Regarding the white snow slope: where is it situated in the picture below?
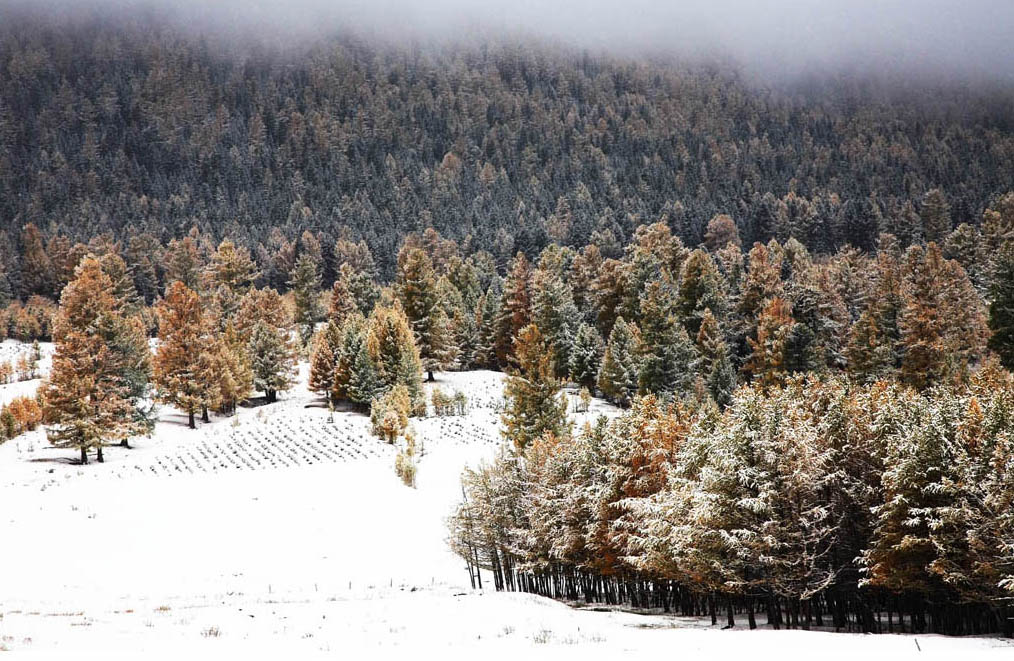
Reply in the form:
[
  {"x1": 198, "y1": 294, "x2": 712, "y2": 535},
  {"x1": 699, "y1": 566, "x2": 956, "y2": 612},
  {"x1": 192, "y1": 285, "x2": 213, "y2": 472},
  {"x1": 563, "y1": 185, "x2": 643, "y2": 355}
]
[{"x1": 0, "y1": 345, "x2": 1010, "y2": 658}]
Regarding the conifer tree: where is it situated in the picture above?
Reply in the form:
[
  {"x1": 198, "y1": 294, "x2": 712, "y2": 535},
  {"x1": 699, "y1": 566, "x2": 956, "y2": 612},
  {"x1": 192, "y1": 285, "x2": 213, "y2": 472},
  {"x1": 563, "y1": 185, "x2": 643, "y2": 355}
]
[
  {"x1": 474, "y1": 277, "x2": 504, "y2": 369},
  {"x1": 248, "y1": 320, "x2": 296, "y2": 402},
  {"x1": 921, "y1": 188, "x2": 952, "y2": 243},
  {"x1": 44, "y1": 257, "x2": 148, "y2": 463},
  {"x1": 204, "y1": 239, "x2": 259, "y2": 321},
  {"x1": 638, "y1": 279, "x2": 698, "y2": 398},
  {"x1": 676, "y1": 249, "x2": 726, "y2": 336},
  {"x1": 20, "y1": 223, "x2": 56, "y2": 298},
  {"x1": 532, "y1": 269, "x2": 579, "y2": 378},
  {"x1": 214, "y1": 322, "x2": 252, "y2": 414},
  {"x1": 289, "y1": 253, "x2": 322, "y2": 346},
  {"x1": 164, "y1": 229, "x2": 207, "y2": 292},
  {"x1": 501, "y1": 324, "x2": 569, "y2": 451},
  {"x1": 153, "y1": 281, "x2": 220, "y2": 428},
  {"x1": 327, "y1": 275, "x2": 358, "y2": 326},
  {"x1": 309, "y1": 321, "x2": 342, "y2": 397},
  {"x1": 987, "y1": 242, "x2": 1014, "y2": 370},
  {"x1": 846, "y1": 309, "x2": 895, "y2": 382},
  {"x1": 347, "y1": 341, "x2": 382, "y2": 407},
  {"x1": 568, "y1": 323, "x2": 605, "y2": 389},
  {"x1": 743, "y1": 296, "x2": 794, "y2": 388},
  {"x1": 496, "y1": 252, "x2": 532, "y2": 365},
  {"x1": 396, "y1": 246, "x2": 452, "y2": 380},
  {"x1": 331, "y1": 313, "x2": 368, "y2": 402},
  {"x1": 366, "y1": 302, "x2": 424, "y2": 410},
  {"x1": 597, "y1": 316, "x2": 640, "y2": 406},
  {"x1": 696, "y1": 308, "x2": 736, "y2": 406}
]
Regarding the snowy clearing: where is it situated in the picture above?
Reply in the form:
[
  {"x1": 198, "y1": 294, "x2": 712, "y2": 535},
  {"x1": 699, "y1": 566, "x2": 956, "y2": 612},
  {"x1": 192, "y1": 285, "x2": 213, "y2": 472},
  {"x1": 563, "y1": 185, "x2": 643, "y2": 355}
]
[{"x1": 0, "y1": 344, "x2": 1010, "y2": 657}]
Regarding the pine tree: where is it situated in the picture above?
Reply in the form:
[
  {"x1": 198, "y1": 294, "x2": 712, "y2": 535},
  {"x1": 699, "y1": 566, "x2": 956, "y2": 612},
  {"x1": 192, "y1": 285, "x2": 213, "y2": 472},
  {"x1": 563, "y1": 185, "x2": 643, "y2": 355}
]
[
  {"x1": 921, "y1": 188, "x2": 952, "y2": 243},
  {"x1": 676, "y1": 249, "x2": 726, "y2": 336},
  {"x1": 289, "y1": 253, "x2": 322, "y2": 346},
  {"x1": 568, "y1": 323, "x2": 604, "y2": 389},
  {"x1": 153, "y1": 281, "x2": 220, "y2": 428},
  {"x1": 496, "y1": 252, "x2": 532, "y2": 365},
  {"x1": 846, "y1": 309, "x2": 895, "y2": 382},
  {"x1": 501, "y1": 324, "x2": 569, "y2": 451},
  {"x1": 532, "y1": 269, "x2": 579, "y2": 378},
  {"x1": 248, "y1": 320, "x2": 296, "y2": 402},
  {"x1": 366, "y1": 302, "x2": 424, "y2": 410},
  {"x1": 396, "y1": 246, "x2": 452, "y2": 380},
  {"x1": 347, "y1": 340, "x2": 382, "y2": 407},
  {"x1": 309, "y1": 321, "x2": 342, "y2": 397},
  {"x1": 331, "y1": 313, "x2": 368, "y2": 402},
  {"x1": 20, "y1": 223, "x2": 56, "y2": 297},
  {"x1": 474, "y1": 277, "x2": 504, "y2": 369},
  {"x1": 743, "y1": 296, "x2": 794, "y2": 388},
  {"x1": 327, "y1": 276, "x2": 358, "y2": 326},
  {"x1": 164, "y1": 230, "x2": 206, "y2": 292},
  {"x1": 597, "y1": 316, "x2": 640, "y2": 407},
  {"x1": 638, "y1": 279, "x2": 698, "y2": 398},
  {"x1": 214, "y1": 322, "x2": 252, "y2": 414},
  {"x1": 204, "y1": 239, "x2": 259, "y2": 321},
  {"x1": 703, "y1": 213, "x2": 742, "y2": 251},
  {"x1": 44, "y1": 257, "x2": 147, "y2": 463},
  {"x1": 987, "y1": 242, "x2": 1014, "y2": 370}
]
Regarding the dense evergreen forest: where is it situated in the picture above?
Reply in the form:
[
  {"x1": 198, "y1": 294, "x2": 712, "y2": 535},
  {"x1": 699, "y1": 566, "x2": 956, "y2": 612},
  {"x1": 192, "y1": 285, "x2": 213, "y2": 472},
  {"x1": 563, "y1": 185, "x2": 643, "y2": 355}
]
[{"x1": 2, "y1": 6, "x2": 1014, "y2": 297}]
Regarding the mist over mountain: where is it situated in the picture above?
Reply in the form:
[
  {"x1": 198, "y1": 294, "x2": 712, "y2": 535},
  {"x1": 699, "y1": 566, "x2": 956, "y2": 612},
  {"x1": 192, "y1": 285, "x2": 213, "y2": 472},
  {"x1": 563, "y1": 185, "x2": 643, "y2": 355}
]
[{"x1": 0, "y1": 0, "x2": 1013, "y2": 287}]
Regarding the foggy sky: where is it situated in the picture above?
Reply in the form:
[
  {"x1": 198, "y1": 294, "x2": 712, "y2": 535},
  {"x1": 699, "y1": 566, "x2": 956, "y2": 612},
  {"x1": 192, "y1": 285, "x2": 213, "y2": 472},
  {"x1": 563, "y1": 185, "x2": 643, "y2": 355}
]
[{"x1": 8, "y1": 0, "x2": 1014, "y2": 81}]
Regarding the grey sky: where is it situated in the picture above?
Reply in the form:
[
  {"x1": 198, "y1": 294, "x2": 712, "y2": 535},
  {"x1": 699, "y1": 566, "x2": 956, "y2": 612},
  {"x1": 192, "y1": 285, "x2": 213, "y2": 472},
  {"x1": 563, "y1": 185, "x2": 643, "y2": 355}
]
[{"x1": 11, "y1": 0, "x2": 1014, "y2": 80}]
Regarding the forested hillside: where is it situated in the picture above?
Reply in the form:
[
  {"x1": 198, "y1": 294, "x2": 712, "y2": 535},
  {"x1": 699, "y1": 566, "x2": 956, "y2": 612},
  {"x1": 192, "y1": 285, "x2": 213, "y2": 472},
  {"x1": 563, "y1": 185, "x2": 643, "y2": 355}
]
[{"x1": 2, "y1": 6, "x2": 1014, "y2": 295}]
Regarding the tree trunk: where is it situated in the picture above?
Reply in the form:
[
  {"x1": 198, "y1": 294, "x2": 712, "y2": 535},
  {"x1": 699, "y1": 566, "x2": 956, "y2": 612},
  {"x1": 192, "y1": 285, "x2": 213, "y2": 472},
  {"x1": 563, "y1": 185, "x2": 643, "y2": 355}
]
[
  {"x1": 119, "y1": 438, "x2": 131, "y2": 449},
  {"x1": 188, "y1": 410, "x2": 196, "y2": 429},
  {"x1": 80, "y1": 446, "x2": 88, "y2": 465},
  {"x1": 201, "y1": 405, "x2": 210, "y2": 423},
  {"x1": 267, "y1": 390, "x2": 277, "y2": 403},
  {"x1": 97, "y1": 446, "x2": 104, "y2": 463},
  {"x1": 427, "y1": 370, "x2": 435, "y2": 382}
]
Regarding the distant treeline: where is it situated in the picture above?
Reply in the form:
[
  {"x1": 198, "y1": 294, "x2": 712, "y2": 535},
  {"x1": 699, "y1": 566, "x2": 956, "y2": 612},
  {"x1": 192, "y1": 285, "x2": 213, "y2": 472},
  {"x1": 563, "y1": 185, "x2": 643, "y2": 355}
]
[{"x1": 2, "y1": 8, "x2": 1014, "y2": 294}]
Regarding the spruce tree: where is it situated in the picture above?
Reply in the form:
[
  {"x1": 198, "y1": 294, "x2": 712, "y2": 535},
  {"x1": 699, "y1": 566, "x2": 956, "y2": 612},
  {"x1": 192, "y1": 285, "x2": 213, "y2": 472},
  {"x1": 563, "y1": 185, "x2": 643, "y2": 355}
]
[
  {"x1": 289, "y1": 253, "x2": 322, "y2": 346},
  {"x1": 987, "y1": 242, "x2": 1014, "y2": 370},
  {"x1": 347, "y1": 341, "x2": 382, "y2": 407},
  {"x1": 248, "y1": 320, "x2": 296, "y2": 402},
  {"x1": 474, "y1": 277, "x2": 504, "y2": 369},
  {"x1": 501, "y1": 324, "x2": 569, "y2": 451},
  {"x1": 597, "y1": 316, "x2": 640, "y2": 407},
  {"x1": 568, "y1": 323, "x2": 605, "y2": 389},
  {"x1": 532, "y1": 269, "x2": 579, "y2": 378},
  {"x1": 638, "y1": 279, "x2": 698, "y2": 398},
  {"x1": 397, "y1": 246, "x2": 451, "y2": 380}
]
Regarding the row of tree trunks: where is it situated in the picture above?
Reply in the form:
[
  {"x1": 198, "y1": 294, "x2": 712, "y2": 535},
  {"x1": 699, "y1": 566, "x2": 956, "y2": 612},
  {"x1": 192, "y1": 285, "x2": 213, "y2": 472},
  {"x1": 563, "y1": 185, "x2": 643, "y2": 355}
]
[{"x1": 479, "y1": 553, "x2": 1012, "y2": 637}]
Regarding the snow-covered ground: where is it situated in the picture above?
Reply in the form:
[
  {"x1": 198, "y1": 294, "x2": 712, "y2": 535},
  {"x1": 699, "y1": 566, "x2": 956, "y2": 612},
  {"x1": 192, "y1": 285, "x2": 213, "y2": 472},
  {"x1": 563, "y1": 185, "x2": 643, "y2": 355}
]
[{"x1": 0, "y1": 342, "x2": 1010, "y2": 658}]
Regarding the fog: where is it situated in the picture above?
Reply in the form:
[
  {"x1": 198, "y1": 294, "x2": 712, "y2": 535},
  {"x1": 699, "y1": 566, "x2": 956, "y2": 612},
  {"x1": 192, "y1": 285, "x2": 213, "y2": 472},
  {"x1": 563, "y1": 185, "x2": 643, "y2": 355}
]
[{"x1": 6, "y1": 0, "x2": 1014, "y2": 81}]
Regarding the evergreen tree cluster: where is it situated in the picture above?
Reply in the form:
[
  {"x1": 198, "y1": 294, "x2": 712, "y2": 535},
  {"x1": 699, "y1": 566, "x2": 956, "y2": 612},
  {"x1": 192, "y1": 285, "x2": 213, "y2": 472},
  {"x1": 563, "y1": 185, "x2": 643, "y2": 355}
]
[
  {"x1": 450, "y1": 369, "x2": 1014, "y2": 635},
  {"x1": 2, "y1": 9, "x2": 1014, "y2": 293}
]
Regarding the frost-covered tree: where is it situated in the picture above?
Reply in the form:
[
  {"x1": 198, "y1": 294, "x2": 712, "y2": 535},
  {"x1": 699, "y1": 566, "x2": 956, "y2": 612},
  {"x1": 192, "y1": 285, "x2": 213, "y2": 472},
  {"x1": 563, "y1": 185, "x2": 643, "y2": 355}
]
[
  {"x1": 597, "y1": 316, "x2": 640, "y2": 406},
  {"x1": 502, "y1": 324, "x2": 569, "y2": 451},
  {"x1": 568, "y1": 323, "x2": 604, "y2": 389}
]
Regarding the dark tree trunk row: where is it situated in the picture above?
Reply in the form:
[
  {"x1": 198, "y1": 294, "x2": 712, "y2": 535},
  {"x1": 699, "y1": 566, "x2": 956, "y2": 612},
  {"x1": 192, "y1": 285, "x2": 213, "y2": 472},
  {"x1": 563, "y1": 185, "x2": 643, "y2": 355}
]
[{"x1": 476, "y1": 551, "x2": 1013, "y2": 637}]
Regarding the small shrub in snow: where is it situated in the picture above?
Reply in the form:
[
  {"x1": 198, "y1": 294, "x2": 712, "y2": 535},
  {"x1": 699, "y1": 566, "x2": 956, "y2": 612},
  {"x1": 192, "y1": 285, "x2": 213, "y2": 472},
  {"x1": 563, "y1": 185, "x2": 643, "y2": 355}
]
[{"x1": 370, "y1": 384, "x2": 411, "y2": 442}]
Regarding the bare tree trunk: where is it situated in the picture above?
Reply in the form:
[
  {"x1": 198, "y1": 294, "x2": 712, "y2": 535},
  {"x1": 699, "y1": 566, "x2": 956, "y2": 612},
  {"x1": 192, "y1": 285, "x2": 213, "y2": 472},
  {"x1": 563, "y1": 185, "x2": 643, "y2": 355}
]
[
  {"x1": 201, "y1": 405, "x2": 210, "y2": 423},
  {"x1": 80, "y1": 446, "x2": 88, "y2": 465},
  {"x1": 188, "y1": 410, "x2": 196, "y2": 429},
  {"x1": 97, "y1": 446, "x2": 104, "y2": 463}
]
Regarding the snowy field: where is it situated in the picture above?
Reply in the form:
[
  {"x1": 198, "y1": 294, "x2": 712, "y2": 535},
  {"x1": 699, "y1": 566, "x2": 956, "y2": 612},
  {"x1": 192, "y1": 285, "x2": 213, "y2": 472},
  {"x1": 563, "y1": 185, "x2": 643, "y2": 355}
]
[{"x1": 0, "y1": 343, "x2": 1011, "y2": 658}]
